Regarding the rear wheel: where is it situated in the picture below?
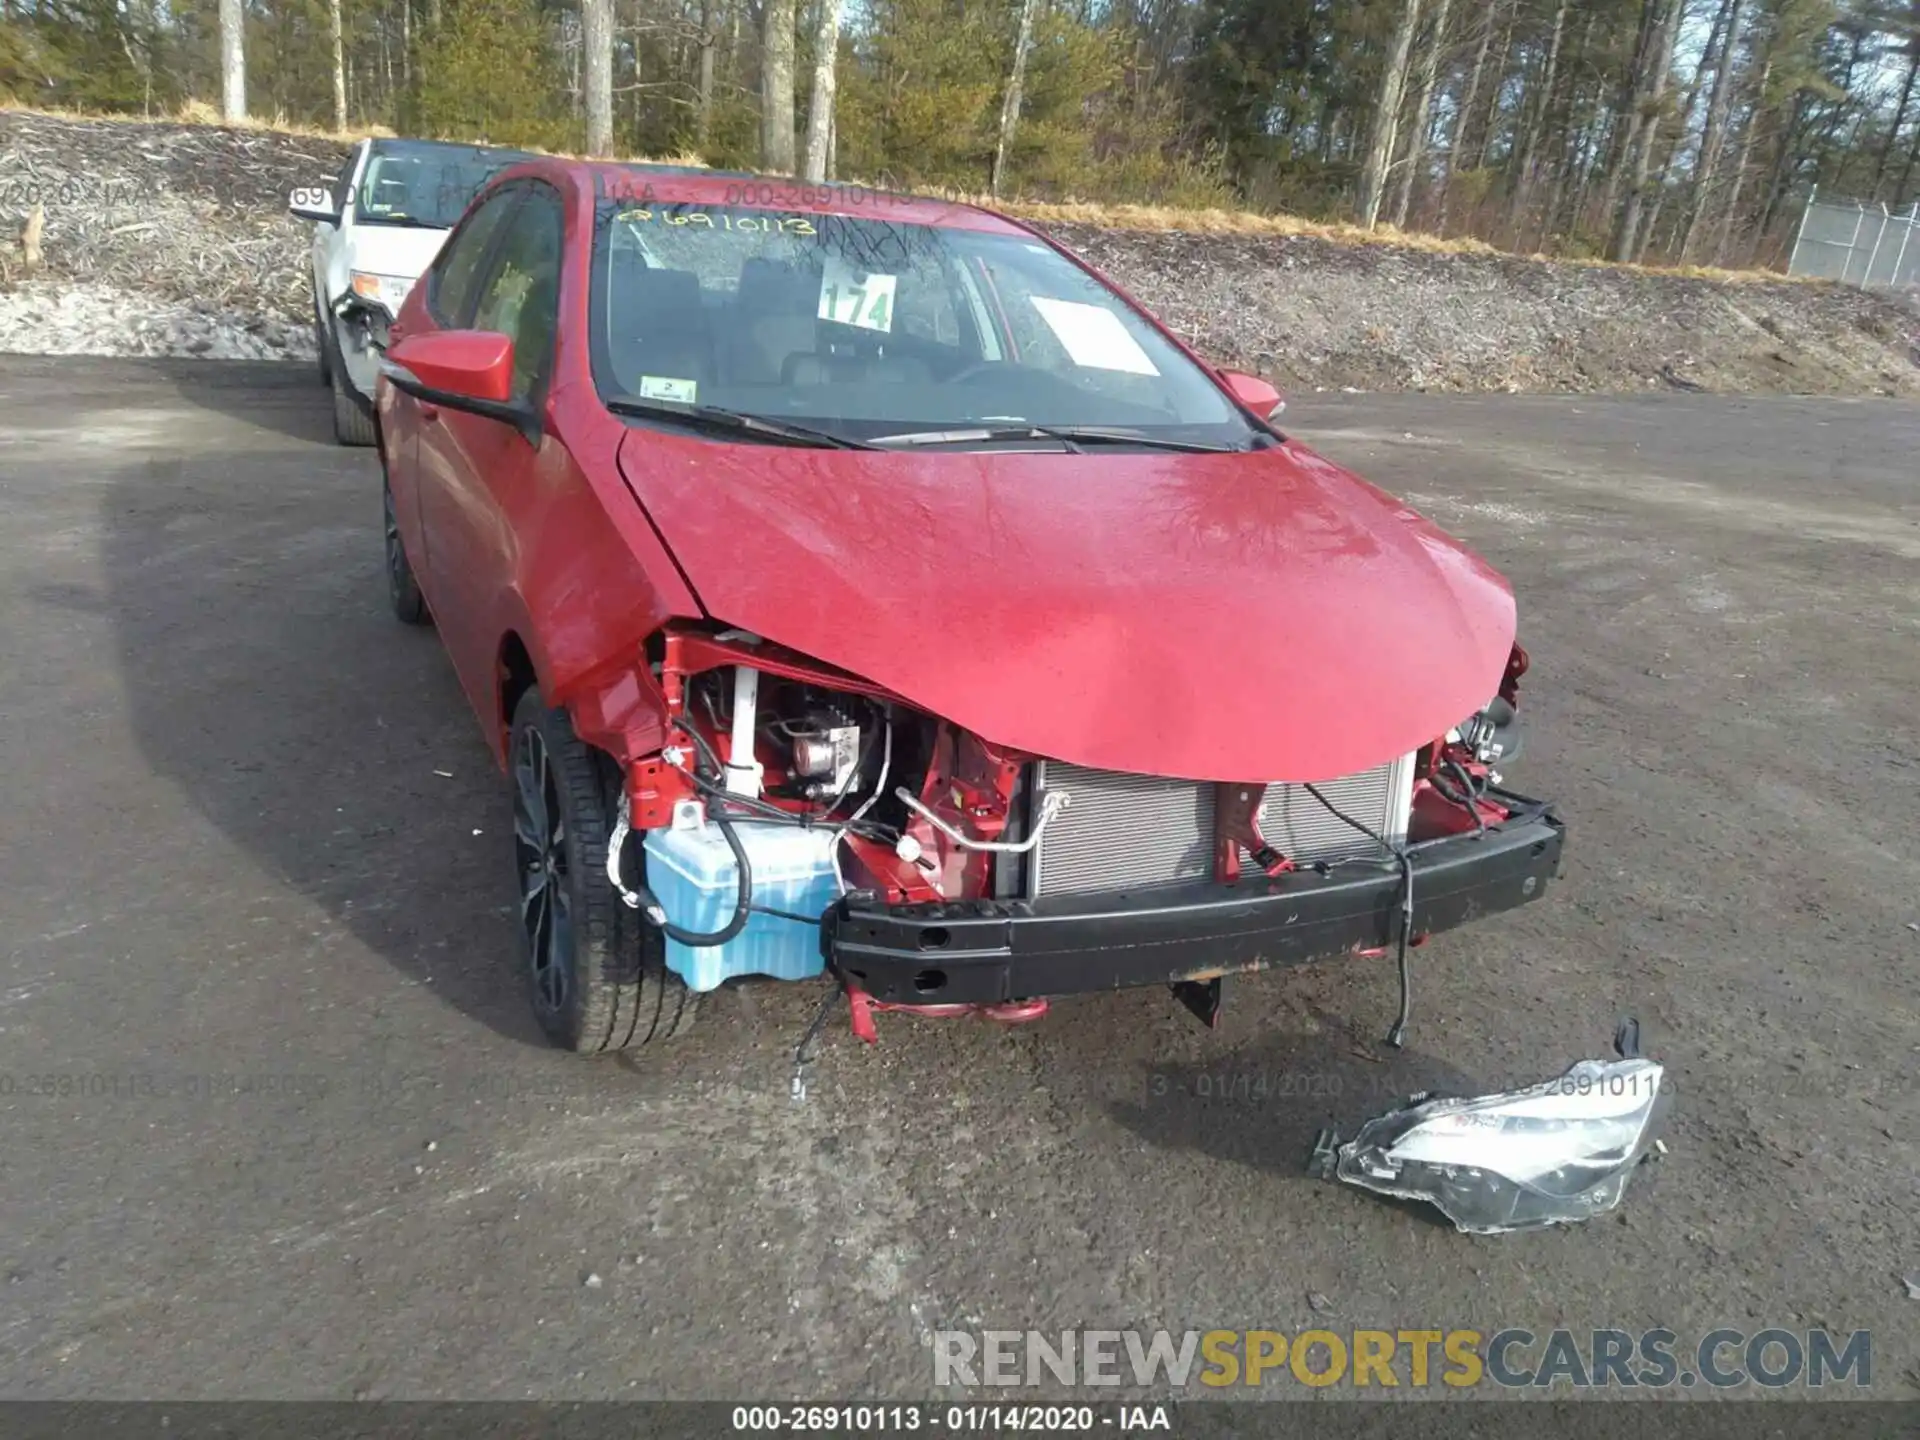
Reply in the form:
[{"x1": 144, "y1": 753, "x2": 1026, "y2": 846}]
[{"x1": 509, "y1": 689, "x2": 697, "y2": 1054}]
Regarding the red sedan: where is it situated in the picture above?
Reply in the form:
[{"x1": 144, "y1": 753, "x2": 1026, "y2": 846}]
[{"x1": 376, "y1": 158, "x2": 1557, "y2": 1055}]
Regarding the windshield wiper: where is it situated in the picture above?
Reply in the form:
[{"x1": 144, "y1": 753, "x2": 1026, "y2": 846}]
[
  {"x1": 356, "y1": 213, "x2": 445, "y2": 229},
  {"x1": 868, "y1": 424, "x2": 1241, "y2": 453},
  {"x1": 607, "y1": 397, "x2": 877, "y2": 450}
]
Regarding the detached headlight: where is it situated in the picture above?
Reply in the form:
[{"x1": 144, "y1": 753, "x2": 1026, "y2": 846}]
[
  {"x1": 349, "y1": 271, "x2": 413, "y2": 314},
  {"x1": 1332, "y1": 1058, "x2": 1667, "y2": 1234}
]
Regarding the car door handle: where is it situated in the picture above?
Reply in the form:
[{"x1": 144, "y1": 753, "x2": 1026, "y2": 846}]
[{"x1": 419, "y1": 402, "x2": 440, "y2": 422}]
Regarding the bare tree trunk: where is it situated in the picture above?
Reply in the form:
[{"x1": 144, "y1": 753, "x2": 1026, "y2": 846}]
[
  {"x1": 802, "y1": 0, "x2": 841, "y2": 182},
  {"x1": 1682, "y1": 0, "x2": 1747, "y2": 260},
  {"x1": 1474, "y1": 0, "x2": 1517, "y2": 173},
  {"x1": 219, "y1": 0, "x2": 246, "y2": 121},
  {"x1": 1899, "y1": 95, "x2": 1920, "y2": 203},
  {"x1": 1357, "y1": 0, "x2": 1422, "y2": 229},
  {"x1": 1872, "y1": 49, "x2": 1919, "y2": 199},
  {"x1": 584, "y1": 0, "x2": 613, "y2": 155},
  {"x1": 565, "y1": 18, "x2": 581, "y2": 119},
  {"x1": 1600, "y1": 0, "x2": 1663, "y2": 225},
  {"x1": 761, "y1": 0, "x2": 798, "y2": 173},
  {"x1": 992, "y1": 0, "x2": 1041, "y2": 198},
  {"x1": 328, "y1": 0, "x2": 347, "y2": 131},
  {"x1": 1712, "y1": 54, "x2": 1770, "y2": 262},
  {"x1": 1391, "y1": 0, "x2": 1452, "y2": 229},
  {"x1": 696, "y1": 0, "x2": 716, "y2": 146},
  {"x1": 1537, "y1": 12, "x2": 1595, "y2": 247},
  {"x1": 1437, "y1": 0, "x2": 1499, "y2": 232},
  {"x1": 1642, "y1": 0, "x2": 1730, "y2": 251},
  {"x1": 1610, "y1": 0, "x2": 1682, "y2": 262},
  {"x1": 1510, "y1": 0, "x2": 1568, "y2": 230},
  {"x1": 1813, "y1": 27, "x2": 1867, "y2": 185}
]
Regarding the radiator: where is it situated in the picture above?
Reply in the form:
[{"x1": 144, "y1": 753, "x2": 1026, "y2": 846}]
[{"x1": 1031, "y1": 755, "x2": 1415, "y2": 899}]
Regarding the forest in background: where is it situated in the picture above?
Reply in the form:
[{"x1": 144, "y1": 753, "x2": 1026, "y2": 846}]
[{"x1": 3, "y1": 0, "x2": 1919, "y2": 270}]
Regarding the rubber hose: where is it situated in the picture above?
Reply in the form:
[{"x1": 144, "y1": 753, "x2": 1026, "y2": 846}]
[{"x1": 640, "y1": 802, "x2": 754, "y2": 948}]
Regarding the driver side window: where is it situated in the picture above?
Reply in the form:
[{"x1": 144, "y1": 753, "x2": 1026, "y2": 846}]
[
  {"x1": 469, "y1": 189, "x2": 564, "y2": 403},
  {"x1": 429, "y1": 189, "x2": 521, "y2": 328}
]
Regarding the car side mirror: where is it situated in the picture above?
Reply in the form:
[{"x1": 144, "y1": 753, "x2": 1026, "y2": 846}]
[
  {"x1": 386, "y1": 330, "x2": 517, "y2": 406},
  {"x1": 288, "y1": 185, "x2": 342, "y2": 225},
  {"x1": 1220, "y1": 369, "x2": 1285, "y2": 420}
]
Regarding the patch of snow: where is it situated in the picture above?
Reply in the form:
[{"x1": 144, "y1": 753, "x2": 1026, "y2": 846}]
[{"x1": 0, "y1": 281, "x2": 315, "y2": 362}]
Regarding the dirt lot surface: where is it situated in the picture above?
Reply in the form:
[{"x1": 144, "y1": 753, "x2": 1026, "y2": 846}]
[
  {"x1": 0, "y1": 356, "x2": 1914, "y2": 1401},
  {"x1": 3, "y1": 109, "x2": 1918, "y2": 396}
]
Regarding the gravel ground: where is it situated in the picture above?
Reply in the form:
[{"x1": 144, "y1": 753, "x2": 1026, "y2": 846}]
[
  {"x1": 1056, "y1": 224, "x2": 1920, "y2": 398},
  {"x1": 2, "y1": 109, "x2": 1917, "y2": 395}
]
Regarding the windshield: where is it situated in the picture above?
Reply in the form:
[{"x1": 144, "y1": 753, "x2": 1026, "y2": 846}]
[
  {"x1": 355, "y1": 144, "x2": 534, "y2": 229},
  {"x1": 588, "y1": 201, "x2": 1257, "y2": 446}
]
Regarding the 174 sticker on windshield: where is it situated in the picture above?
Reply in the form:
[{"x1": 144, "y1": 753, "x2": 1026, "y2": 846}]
[{"x1": 817, "y1": 254, "x2": 896, "y2": 333}]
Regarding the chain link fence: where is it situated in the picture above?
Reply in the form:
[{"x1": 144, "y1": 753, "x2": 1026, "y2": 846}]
[{"x1": 1788, "y1": 189, "x2": 1920, "y2": 290}]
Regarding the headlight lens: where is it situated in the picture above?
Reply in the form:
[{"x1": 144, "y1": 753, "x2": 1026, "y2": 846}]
[
  {"x1": 349, "y1": 271, "x2": 413, "y2": 312},
  {"x1": 1333, "y1": 1058, "x2": 1667, "y2": 1233}
]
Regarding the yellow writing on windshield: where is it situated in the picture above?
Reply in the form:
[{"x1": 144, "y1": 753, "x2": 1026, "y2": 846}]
[{"x1": 614, "y1": 209, "x2": 816, "y2": 235}]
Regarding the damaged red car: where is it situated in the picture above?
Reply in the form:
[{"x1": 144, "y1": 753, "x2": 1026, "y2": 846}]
[{"x1": 374, "y1": 157, "x2": 1560, "y2": 1055}]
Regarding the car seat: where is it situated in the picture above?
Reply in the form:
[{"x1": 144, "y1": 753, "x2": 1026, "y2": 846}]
[
  {"x1": 607, "y1": 265, "x2": 712, "y2": 396},
  {"x1": 726, "y1": 258, "x2": 821, "y2": 386}
]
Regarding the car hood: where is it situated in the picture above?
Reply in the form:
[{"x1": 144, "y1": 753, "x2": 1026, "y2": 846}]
[
  {"x1": 616, "y1": 435, "x2": 1516, "y2": 782},
  {"x1": 345, "y1": 223, "x2": 451, "y2": 282}
]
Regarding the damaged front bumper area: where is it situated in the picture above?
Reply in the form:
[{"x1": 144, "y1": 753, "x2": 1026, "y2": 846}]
[
  {"x1": 824, "y1": 806, "x2": 1564, "y2": 1005},
  {"x1": 331, "y1": 294, "x2": 395, "y2": 401}
]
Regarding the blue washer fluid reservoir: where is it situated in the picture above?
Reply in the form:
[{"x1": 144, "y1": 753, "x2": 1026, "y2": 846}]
[{"x1": 643, "y1": 819, "x2": 840, "y2": 991}]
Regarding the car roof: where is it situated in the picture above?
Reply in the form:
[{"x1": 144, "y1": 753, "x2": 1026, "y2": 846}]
[
  {"x1": 369, "y1": 137, "x2": 537, "y2": 161},
  {"x1": 491, "y1": 156, "x2": 1032, "y2": 235}
]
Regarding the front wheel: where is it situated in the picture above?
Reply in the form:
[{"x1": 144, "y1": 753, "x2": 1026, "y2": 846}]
[
  {"x1": 314, "y1": 292, "x2": 331, "y2": 385},
  {"x1": 333, "y1": 367, "x2": 377, "y2": 447},
  {"x1": 509, "y1": 689, "x2": 697, "y2": 1053},
  {"x1": 383, "y1": 476, "x2": 430, "y2": 626}
]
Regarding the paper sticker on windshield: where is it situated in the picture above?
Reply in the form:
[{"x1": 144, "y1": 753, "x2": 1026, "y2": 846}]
[
  {"x1": 1029, "y1": 297, "x2": 1159, "y2": 376},
  {"x1": 638, "y1": 375, "x2": 697, "y2": 403},
  {"x1": 817, "y1": 255, "x2": 897, "y2": 332}
]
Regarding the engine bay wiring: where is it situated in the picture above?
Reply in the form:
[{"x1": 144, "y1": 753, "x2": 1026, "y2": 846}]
[{"x1": 1303, "y1": 780, "x2": 1417, "y2": 1049}]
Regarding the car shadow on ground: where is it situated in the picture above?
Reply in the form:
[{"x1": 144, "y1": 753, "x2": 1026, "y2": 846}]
[
  {"x1": 93, "y1": 430, "x2": 547, "y2": 1050},
  {"x1": 153, "y1": 356, "x2": 339, "y2": 447},
  {"x1": 1105, "y1": 1008, "x2": 1485, "y2": 1207}
]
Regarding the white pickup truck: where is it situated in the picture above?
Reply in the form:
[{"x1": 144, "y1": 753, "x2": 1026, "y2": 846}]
[{"x1": 289, "y1": 138, "x2": 533, "y2": 445}]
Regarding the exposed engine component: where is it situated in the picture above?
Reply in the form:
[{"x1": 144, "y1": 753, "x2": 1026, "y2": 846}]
[
  {"x1": 895, "y1": 786, "x2": 1069, "y2": 854},
  {"x1": 1453, "y1": 695, "x2": 1523, "y2": 765},
  {"x1": 687, "y1": 670, "x2": 886, "y2": 812},
  {"x1": 777, "y1": 701, "x2": 862, "y2": 801},
  {"x1": 726, "y1": 666, "x2": 763, "y2": 796}
]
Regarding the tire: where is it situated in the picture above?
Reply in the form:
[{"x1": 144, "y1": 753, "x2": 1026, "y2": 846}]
[
  {"x1": 383, "y1": 475, "x2": 430, "y2": 626},
  {"x1": 509, "y1": 689, "x2": 698, "y2": 1054},
  {"x1": 314, "y1": 292, "x2": 331, "y2": 386},
  {"x1": 332, "y1": 367, "x2": 378, "y2": 447}
]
